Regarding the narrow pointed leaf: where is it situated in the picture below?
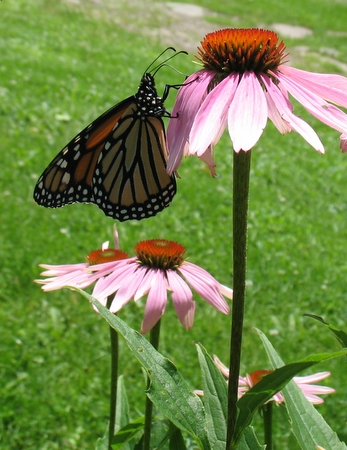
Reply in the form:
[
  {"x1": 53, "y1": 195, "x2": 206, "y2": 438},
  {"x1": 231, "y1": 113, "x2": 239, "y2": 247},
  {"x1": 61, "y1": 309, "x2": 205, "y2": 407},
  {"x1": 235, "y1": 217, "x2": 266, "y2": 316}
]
[
  {"x1": 196, "y1": 343, "x2": 227, "y2": 449},
  {"x1": 237, "y1": 427, "x2": 265, "y2": 450},
  {"x1": 305, "y1": 314, "x2": 347, "y2": 349},
  {"x1": 111, "y1": 417, "x2": 145, "y2": 449}
]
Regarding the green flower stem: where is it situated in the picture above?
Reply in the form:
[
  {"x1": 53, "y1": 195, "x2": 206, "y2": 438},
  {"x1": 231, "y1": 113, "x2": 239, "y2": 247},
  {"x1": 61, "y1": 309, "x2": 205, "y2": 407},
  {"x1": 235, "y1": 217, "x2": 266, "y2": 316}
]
[
  {"x1": 106, "y1": 297, "x2": 119, "y2": 450},
  {"x1": 263, "y1": 402, "x2": 273, "y2": 450},
  {"x1": 143, "y1": 319, "x2": 161, "y2": 450},
  {"x1": 227, "y1": 150, "x2": 252, "y2": 449}
]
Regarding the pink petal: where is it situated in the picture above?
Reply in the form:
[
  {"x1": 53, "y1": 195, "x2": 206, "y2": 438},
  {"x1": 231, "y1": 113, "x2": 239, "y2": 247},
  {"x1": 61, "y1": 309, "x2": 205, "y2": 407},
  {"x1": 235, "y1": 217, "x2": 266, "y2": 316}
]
[
  {"x1": 294, "y1": 371, "x2": 332, "y2": 384},
  {"x1": 265, "y1": 88, "x2": 293, "y2": 134},
  {"x1": 189, "y1": 73, "x2": 239, "y2": 156},
  {"x1": 279, "y1": 65, "x2": 347, "y2": 108},
  {"x1": 166, "y1": 270, "x2": 196, "y2": 329},
  {"x1": 198, "y1": 146, "x2": 217, "y2": 177},
  {"x1": 275, "y1": 70, "x2": 347, "y2": 134},
  {"x1": 228, "y1": 71, "x2": 268, "y2": 152},
  {"x1": 38, "y1": 263, "x2": 88, "y2": 275},
  {"x1": 178, "y1": 262, "x2": 230, "y2": 314},
  {"x1": 141, "y1": 270, "x2": 168, "y2": 334},
  {"x1": 213, "y1": 355, "x2": 230, "y2": 377},
  {"x1": 261, "y1": 74, "x2": 324, "y2": 152},
  {"x1": 92, "y1": 261, "x2": 137, "y2": 300},
  {"x1": 167, "y1": 70, "x2": 214, "y2": 174},
  {"x1": 340, "y1": 133, "x2": 347, "y2": 152},
  {"x1": 108, "y1": 266, "x2": 147, "y2": 313}
]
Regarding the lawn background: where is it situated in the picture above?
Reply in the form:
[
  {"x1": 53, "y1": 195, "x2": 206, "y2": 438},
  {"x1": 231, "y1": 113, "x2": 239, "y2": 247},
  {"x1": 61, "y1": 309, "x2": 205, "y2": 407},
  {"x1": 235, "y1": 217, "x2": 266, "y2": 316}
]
[{"x1": 1, "y1": 0, "x2": 347, "y2": 448}]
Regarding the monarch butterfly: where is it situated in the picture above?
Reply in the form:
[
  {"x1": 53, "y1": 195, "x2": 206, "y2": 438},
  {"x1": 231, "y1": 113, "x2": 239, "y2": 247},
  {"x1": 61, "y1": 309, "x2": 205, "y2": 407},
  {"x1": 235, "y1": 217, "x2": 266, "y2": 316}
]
[{"x1": 34, "y1": 49, "x2": 185, "y2": 222}]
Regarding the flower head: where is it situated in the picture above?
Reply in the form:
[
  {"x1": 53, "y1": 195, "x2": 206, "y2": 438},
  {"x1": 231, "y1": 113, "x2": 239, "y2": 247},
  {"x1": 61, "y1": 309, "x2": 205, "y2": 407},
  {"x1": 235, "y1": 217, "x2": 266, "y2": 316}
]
[
  {"x1": 213, "y1": 355, "x2": 335, "y2": 405},
  {"x1": 167, "y1": 28, "x2": 347, "y2": 174},
  {"x1": 36, "y1": 237, "x2": 232, "y2": 334}
]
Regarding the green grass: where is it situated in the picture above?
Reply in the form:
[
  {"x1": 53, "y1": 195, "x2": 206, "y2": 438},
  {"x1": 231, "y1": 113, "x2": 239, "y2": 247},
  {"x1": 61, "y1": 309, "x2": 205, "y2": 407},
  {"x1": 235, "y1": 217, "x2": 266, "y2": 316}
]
[{"x1": 1, "y1": 0, "x2": 347, "y2": 448}]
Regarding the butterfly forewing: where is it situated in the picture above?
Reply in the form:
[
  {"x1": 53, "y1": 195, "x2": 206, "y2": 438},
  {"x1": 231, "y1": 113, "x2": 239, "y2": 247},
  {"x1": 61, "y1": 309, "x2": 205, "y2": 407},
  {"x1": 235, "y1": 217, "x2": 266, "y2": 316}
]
[
  {"x1": 33, "y1": 72, "x2": 176, "y2": 221},
  {"x1": 33, "y1": 98, "x2": 134, "y2": 208}
]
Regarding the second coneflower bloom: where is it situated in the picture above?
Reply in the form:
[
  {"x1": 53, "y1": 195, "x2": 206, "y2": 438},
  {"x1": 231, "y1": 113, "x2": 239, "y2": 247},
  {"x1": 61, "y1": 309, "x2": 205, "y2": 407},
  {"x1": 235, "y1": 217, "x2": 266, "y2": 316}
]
[
  {"x1": 213, "y1": 355, "x2": 335, "y2": 405},
  {"x1": 36, "y1": 238, "x2": 232, "y2": 334},
  {"x1": 167, "y1": 28, "x2": 347, "y2": 174}
]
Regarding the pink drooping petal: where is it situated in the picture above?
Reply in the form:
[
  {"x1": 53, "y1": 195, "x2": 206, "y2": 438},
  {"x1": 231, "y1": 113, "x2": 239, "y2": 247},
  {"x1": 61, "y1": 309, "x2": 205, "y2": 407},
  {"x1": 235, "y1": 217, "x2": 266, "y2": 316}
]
[
  {"x1": 265, "y1": 89, "x2": 293, "y2": 134},
  {"x1": 213, "y1": 355, "x2": 230, "y2": 377},
  {"x1": 197, "y1": 145, "x2": 217, "y2": 176},
  {"x1": 294, "y1": 372, "x2": 332, "y2": 384},
  {"x1": 340, "y1": 133, "x2": 347, "y2": 152},
  {"x1": 275, "y1": 70, "x2": 347, "y2": 134},
  {"x1": 166, "y1": 270, "x2": 196, "y2": 329},
  {"x1": 178, "y1": 262, "x2": 230, "y2": 313},
  {"x1": 261, "y1": 74, "x2": 325, "y2": 152},
  {"x1": 108, "y1": 266, "x2": 147, "y2": 313},
  {"x1": 228, "y1": 71, "x2": 268, "y2": 152},
  {"x1": 189, "y1": 73, "x2": 239, "y2": 156},
  {"x1": 141, "y1": 270, "x2": 168, "y2": 334},
  {"x1": 167, "y1": 70, "x2": 215, "y2": 174},
  {"x1": 37, "y1": 265, "x2": 93, "y2": 291},
  {"x1": 92, "y1": 260, "x2": 137, "y2": 301},
  {"x1": 279, "y1": 65, "x2": 347, "y2": 108},
  {"x1": 38, "y1": 263, "x2": 88, "y2": 275}
]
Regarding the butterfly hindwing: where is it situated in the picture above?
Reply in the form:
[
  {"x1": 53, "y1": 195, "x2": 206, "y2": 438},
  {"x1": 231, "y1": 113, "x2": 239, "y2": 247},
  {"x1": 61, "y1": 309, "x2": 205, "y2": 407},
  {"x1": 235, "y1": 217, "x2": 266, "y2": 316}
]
[{"x1": 92, "y1": 102, "x2": 176, "y2": 221}]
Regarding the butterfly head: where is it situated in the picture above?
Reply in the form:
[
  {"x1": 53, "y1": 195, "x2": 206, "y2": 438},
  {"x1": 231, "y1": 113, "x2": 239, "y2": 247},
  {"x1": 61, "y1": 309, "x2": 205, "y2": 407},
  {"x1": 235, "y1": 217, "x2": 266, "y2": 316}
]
[{"x1": 135, "y1": 73, "x2": 165, "y2": 118}]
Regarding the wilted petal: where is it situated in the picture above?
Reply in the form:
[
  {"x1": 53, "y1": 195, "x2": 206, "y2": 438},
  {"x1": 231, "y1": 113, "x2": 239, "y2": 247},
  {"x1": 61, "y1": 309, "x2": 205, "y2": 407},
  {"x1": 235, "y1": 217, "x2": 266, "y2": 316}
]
[
  {"x1": 198, "y1": 146, "x2": 217, "y2": 177},
  {"x1": 340, "y1": 133, "x2": 347, "y2": 152},
  {"x1": 228, "y1": 71, "x2": 268, "y2": 152}
]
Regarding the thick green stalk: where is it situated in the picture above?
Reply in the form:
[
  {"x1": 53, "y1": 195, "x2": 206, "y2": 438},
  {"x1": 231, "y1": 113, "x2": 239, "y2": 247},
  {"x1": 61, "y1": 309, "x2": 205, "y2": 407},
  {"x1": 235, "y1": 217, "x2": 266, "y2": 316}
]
[
  {"x1": 107, "y1": 298, "x2": 119, "y2": 450},
  {"x1": 143, "y1": 319, "x2": 161, "y2": 450},
  {"x1": 263, "y1": 402, "x2": 273, "y2": 450},
  {"x1": 226, "y1": 150, "x2": 252, "y2": 449}
]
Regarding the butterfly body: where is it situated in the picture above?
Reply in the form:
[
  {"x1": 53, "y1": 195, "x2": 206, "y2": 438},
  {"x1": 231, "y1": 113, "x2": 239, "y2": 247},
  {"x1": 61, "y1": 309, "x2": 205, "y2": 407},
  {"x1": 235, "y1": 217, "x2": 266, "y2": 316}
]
[{"x1": 34, "y1": 73, "x2": 176, "y2": 221}]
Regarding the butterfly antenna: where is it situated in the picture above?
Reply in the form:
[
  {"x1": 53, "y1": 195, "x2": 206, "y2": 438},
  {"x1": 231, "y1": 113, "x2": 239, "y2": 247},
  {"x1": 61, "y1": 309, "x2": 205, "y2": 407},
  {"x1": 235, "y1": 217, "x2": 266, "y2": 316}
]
[
  {"x1": 147, "y1": 50, "x2": 188, "y2": 76},
  {"x1": 144, "y1": 47, "x2": 176, "y2": 74}
]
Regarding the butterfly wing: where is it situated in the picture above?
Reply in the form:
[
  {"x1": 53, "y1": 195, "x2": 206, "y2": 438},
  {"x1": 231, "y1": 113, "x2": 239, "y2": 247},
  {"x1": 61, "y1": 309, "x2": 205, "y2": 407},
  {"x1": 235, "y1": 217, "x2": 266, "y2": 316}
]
[
  {"x1": 92, "y1": 102, "x2": 176, "y2": 221},
  {"x1": 33, "y1": 96, "x2": 134, "y2": 208},
  {"x1": 34, "y1": 72, "x2": 177, "y2": 221}
]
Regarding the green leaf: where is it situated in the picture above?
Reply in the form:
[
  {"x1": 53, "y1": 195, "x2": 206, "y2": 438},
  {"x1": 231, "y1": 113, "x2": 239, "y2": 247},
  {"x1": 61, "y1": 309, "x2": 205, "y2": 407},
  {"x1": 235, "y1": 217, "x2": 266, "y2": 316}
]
[
  {"x1": 111, "y1": 417, "x2": 145, "y2": 449},
  {"x1": 75, "y1": 290, "x2": 211, "y2": 450},
  {"x1": 115, "y1": 375, "x2": 132, "y2": 443},
  {"x1": 305, "y1": 314, "x2": 347, "y2": 349},
  {"x1": 168, "y1": 424, "x2": 188, "y2": 450},
  {"x1": 257, "y1": 328, "x2": 347, "y2": 450},
  {"x1": 196, "y1": 343, "x2": 228, "y2": 450},
  {"x1": 237, "y1": 427, "x2": 265, "y2": 450},
  {"x1": 96, "y1": 376, "x2": 132, "y2": 450}
]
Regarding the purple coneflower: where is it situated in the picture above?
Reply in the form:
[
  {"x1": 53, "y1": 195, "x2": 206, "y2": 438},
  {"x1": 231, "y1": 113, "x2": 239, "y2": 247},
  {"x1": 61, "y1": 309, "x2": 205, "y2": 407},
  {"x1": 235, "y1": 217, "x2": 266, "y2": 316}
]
[
  {"x1": 36, "y1": 239, "x2": 232, "y2": 334},
  {"x1": 167, "y1": 28, "x2": 347, "y2": 174}
]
